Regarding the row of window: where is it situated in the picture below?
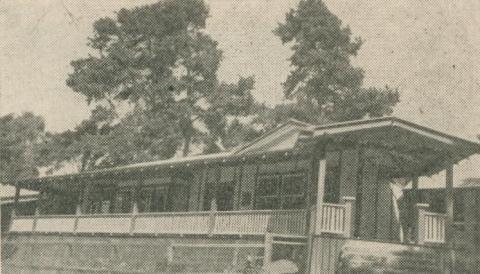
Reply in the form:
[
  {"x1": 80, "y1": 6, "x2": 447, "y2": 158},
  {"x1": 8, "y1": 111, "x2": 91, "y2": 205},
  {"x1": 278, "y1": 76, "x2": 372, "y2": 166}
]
[
  {"x1": 88, "y1": 185, "x2": 171, "y2": 214},
  {"x1": 85, "y1": 171, "x2": 313, "y2": 214},
  {"x1": 255, "y1": 173, "x2": 306, "y2": 210}
]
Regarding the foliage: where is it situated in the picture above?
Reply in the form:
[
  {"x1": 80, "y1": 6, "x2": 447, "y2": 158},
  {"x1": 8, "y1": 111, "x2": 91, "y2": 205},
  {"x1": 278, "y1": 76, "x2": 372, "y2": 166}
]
[
  {"x1": 275, "y1": 0, "x2": 399, "y2": 122},
  {"x1": 0, "y1": 113, "x2": 45, "y2": 182},
  {"x1": 66, "y1": 0, "x2": 255, "y2": 158},
  {"x1": 38, "y1": 106, "x2": 180, "y2": 172}
]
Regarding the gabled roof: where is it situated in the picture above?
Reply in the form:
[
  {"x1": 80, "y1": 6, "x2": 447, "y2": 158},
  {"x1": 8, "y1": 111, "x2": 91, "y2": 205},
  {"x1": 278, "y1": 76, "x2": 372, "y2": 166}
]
[
  {"x1": 308, "y1": 116, "x2": 479, "y2": 148},
  {"x1": 233, "y1": 119, "x2": 313, "y2": 155}
]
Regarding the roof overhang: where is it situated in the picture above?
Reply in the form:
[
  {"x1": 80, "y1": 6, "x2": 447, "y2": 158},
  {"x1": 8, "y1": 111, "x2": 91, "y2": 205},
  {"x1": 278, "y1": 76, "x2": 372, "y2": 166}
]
[
  {"x1": 301, "y1": 117, "x2": 480, "y2": 177},
  {"x1": 7, "y1": 116, "x2": 480, "y2": 190}
]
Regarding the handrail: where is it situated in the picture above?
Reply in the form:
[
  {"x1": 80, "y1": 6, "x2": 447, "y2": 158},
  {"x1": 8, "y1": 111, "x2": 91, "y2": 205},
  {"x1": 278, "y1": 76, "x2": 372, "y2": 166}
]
[
  {"x1": 423, "y1": 212, "x2": 447, "y2": 217},
  {"x1": 321, "y1": 203, "x2": 345, "y2": 208}
]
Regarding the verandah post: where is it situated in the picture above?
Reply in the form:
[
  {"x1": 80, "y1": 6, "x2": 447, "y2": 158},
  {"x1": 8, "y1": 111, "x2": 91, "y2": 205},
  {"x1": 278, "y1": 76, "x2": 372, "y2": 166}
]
[
  {"x1": 208, "y1": 199, "x2": 217, "y2": 236},
  {"x1": 314, "y1": 150, "x2": 327, "y2": 235},
  {"x1": 410, "y1": 176, "x2": 419, "y2": 242},
  {"x1": 32, "y1": 203, "x2": 40, "y2": 232},
  {"x1": 8, "y1": 184, "x2": 21, "y2": 232},
  {"x1": 342, "y1": 196, "x2": 356, "y2": 238},
  {"x1": 263, "y1": 232, "x2": 273, "y2": 269},
  {"x1": 130, "y1": 181, "x2": 141, "y2": 235},
  {"x1": 12, "y1": 184, "x2": 20, "y2": 217},
  {"x1": 445, "y1": 162, "x2": 454, "y2": 246}
]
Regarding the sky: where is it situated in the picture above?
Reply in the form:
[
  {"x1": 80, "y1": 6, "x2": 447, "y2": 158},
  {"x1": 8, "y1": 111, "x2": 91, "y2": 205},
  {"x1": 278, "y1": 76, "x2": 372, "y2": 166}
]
[{"x1": 0, "y1": 0, "x2": 479, "y2": 182}]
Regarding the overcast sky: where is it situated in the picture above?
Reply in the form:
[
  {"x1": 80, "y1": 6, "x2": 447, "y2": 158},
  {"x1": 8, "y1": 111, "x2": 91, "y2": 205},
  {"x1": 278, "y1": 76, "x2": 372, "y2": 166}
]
[{"x1": 1, "y1": 0, "x2": 479, "y2": 180}]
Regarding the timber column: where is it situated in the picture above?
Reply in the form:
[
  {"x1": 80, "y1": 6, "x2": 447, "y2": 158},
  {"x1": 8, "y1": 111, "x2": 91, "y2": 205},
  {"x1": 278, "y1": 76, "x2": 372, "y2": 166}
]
[
  {"x1": 314, "y1": 146, "x2": 327, "y2": 234},
  {"x1": 445, "y1": 162, "x2": 454, "y2": 246},
  {"x1": 12, "y1": 184, "x2": 21, "y2": 217}
]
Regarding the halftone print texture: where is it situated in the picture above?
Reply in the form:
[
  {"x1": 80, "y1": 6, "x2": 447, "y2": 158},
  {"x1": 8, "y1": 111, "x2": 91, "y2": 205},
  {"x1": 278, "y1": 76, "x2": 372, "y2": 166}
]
[{"x1": 1, "y1": 0, "x2": 479, "y2": 273}]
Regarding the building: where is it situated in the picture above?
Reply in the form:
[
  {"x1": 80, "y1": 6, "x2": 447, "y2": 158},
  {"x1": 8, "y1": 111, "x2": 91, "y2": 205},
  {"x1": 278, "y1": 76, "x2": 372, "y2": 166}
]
[
  {"x1": 0, "y1": 185, "x2": 38, "y2": 233},
  {"x1": 2, "y1": 117, "x2": 480, "y2": 273}
]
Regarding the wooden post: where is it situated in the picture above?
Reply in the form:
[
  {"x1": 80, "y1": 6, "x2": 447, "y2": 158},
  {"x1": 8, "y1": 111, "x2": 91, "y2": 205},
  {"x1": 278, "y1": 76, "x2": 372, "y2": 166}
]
[
  {"x1": 353, "y1": 147, "x2": 365, "y2": 237},
  {"x1": 73, "y1": 207, "x2": 81, "y2": 235},
  {"x1": 208, "y1": 199, "x2": 217, "y2": 236},
  {"x1": 81, "y1": 183, "x2": 93, "y2": 214},
  {"x1": 342, "y1": 196, "x2": 356, "y2": 238},
  {"x1": 314, "y1": 157, "x2": 327, "y2": 235},
  {"x1": 130, "y1": 182, "x2": 140, "y2": 235},
  {"x1": 445, "y1": 163, "x2": 454, "y2": 246},
  {"x1": 263, "y1": 232, "x2": 273, "y2": 269},
  {"x1": 416, "y1": 203, "x2": 429, "y2": 245},
  {"x1": 410, "y1": 176, "x2": 419, "y2": 242},
  {"x1": 32, "y1": 205, "x2": 40, "y2": 232},
  {"x1": 12, "y1": 185, "x2": 21, "y2": 217}
]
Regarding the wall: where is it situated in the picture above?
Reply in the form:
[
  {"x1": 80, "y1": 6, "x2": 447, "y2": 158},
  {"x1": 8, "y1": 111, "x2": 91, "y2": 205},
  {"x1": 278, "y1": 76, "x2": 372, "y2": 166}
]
[
  {"x1": 335, "y1": 147, "x2": 400, "y2": 242},
  {"x1": 2, "y1": 234, "x2": 265, "y2": 273}
]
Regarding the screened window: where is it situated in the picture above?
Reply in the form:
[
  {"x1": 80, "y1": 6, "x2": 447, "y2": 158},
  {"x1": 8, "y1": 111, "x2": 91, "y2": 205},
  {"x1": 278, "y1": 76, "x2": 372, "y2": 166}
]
[
  {"x1": 89, "y1": 186, "x2": 115, "y2": 214},
  {"x1": 114, "y1": 188, "x2": 133, "y2": 213},
  {"x1": 138, "y1": 186, "x2": 168, "y2": 213},
  {"x1": 255, "y1": 173, "x2": 305, "y2": 210}
]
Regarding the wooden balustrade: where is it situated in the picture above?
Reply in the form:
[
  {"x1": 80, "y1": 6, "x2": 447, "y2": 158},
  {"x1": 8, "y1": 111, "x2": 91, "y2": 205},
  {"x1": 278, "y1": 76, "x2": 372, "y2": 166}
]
[
  {"x1": 423, "y1": 212, "x2": 446, "y2": 243},
  {"x1": 9, "y1": 209, "x2": 307, "y2": 236},
  {"x1": 312, "y1": 197, "x2": 355, "y2": 237},
  {"x1": 75, "y1": 214, "x2": 132, "y2": 234},
  {"x1": 213, "y1": 210, "x2": 307, "y2": 235},
  {"x1": 416, "y1": 203, "x2": 447, "y2": 244},
  {"x1": 133, "y1": 212, "x2": 211, "y2": 235},
  {"x1": 34, "y1": 215, "x2": 76, "y2": 233},
  {"x1": 319, "y1": 203, "x2": 346, "y2": 235}
]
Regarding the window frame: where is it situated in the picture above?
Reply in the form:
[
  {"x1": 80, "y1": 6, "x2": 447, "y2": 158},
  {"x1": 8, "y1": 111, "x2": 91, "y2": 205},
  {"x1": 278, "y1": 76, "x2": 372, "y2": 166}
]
[{"x1": 254, "y1": 171, "x2": 306, "y2": 210}]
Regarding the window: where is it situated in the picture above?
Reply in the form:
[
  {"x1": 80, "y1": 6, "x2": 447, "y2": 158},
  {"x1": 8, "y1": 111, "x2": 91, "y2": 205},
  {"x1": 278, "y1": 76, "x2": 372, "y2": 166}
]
[
  {"x1": 89, "y1": 186, "x2": 115, "y2": 214},
  {"x1": 114, "y1": 188, "x2": 133, "y2": 213},
  {"x1": 255, "y1": 173, "x2": 305, "y2": 210},
  {"x1": 138, "y1": 186, "x2": 168, "y2": 213}
]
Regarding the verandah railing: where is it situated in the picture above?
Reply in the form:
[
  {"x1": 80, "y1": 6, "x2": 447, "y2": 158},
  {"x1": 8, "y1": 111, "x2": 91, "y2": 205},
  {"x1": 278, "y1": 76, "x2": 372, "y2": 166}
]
[
  {"x1": 416, "y1": 203, "x2": 447, "y2": 244},
  {"x1": 310, "y1": 196, "x2": 356, "y2": 237},
  {"x1": 9, "y1": 209, "x2": 308, "y2": 236}
]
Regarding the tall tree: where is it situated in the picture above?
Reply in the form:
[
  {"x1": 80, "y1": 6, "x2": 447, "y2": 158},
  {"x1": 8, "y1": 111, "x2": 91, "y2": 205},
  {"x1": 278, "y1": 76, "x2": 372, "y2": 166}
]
[
  {"x1": 66, "y1": 0, "x2": 254, "y2": 157},
  {"x1": 38, "y1": 106, "x2": 181, "y2": 172},
  {"x1": 275, "y1": 0, "x2": 399, "y2": 122},
  {"x1": 0, "y1": 113, "x2": 45, "y2": 182}
]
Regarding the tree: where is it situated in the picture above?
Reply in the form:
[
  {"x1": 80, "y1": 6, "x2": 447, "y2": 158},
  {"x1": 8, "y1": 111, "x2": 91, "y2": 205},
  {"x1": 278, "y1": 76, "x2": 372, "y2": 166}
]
[
  {"x1": 0, "y1": 113, "x2": 45, "y2": 182},
  {"x1": 38, "y1": 106, "x2": 180, "y2": 172},
  {"x1": 66, "y1": 0, "x2": 254, "y2": 157},
  {"x1": 275, "y1": 0, "x2": 399, "y2": 122}
]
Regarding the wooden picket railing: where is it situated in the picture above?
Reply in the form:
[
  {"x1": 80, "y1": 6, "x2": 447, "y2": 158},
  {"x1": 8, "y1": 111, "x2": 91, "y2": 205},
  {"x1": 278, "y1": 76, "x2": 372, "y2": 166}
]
[
  {"x1": 416, "y1": 203, "x2": 447, "y2": 244},
  {"x1": 319, "y1": 203, "x2": 346, "y2": 235},
  {"x1": 423, "y1": 212, "x2": 446, "y2": 243},
  {"x1": 310, "y1": 197, "x2": 355, "y2": 238},
  {"x1": 9, "y1": 209, "x2": 307, "y2": 236}
]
